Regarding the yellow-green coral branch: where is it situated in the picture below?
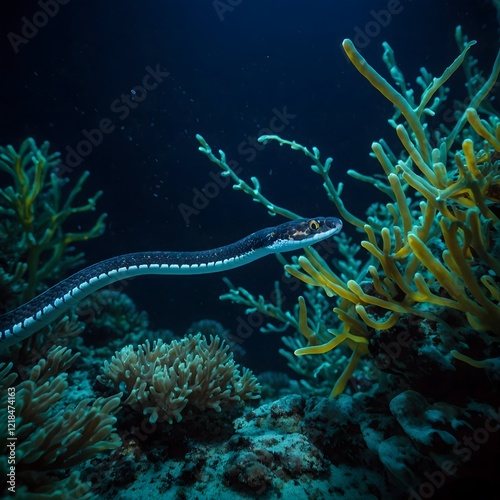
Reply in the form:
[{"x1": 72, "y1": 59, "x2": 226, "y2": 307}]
[
  {"x1": 447, "y1": 47, "x2": 500, "y2": 149},
  {"x1": 330, "y1": 344, "x2": 365, "y2": 397},
  {"x1": 466, "y1": 108, "x2": 500, "y2": 151},
  {"x1": 388, "y1": 173, "x2": 413, "y2": 234},
  {"x1": 342, "y1": 39, "x2": 430, "y2": 163},
  {"x1": 451, "y1": 350, "x2": 496, "y2": 368},
  {"x1": 343, "y1": 38, "x2": 476, "y2": 166},
  {"x1": 415, "y1": 40, "x2": 477, "y2": 117}
]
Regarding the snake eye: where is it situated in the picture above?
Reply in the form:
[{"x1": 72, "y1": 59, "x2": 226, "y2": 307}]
[{"x1": 308, "y1": 219, "x2": 320, "y2": 231}]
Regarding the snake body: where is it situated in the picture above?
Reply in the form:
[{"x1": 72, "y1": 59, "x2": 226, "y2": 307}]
[{"x1": 0, "y1": 217, "x2": 342, "y2": 346}]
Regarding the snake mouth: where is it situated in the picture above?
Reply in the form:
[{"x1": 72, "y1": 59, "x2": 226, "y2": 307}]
[{"x1": 325, "y1": 217, "x2": 343, "y2": 232}]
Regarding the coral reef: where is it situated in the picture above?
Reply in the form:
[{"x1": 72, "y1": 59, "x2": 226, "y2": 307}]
[
  {"x1": 96, "y1": 382, "x2": 500, "y2": 499},
  {"x1": 0, "y1": 138, "x2": 119, "y2": 499},
  {"x1": 0, "y1": 346, "x2": 121, "y2": 498},
  {"x1": 78, "y1": 374, "x2": 500, "y2": 499},
  {"x1": 88, "y1": 393, "x2": 393, "y2": 499},
  {"x1": 101, "y1": 333, "x2": 261, "y2": 424},
  {"x1": 0, "y1": 22, "x2": 498, "y2": 500},
  {"x1": 0, "y1": 137, "x2": 106, "y2": 309},
  {"x1": 201, "y1": 30, "x2": 500, "y2": 397}
]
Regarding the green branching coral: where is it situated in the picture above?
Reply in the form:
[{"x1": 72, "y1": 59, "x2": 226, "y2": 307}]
[
  {"x1": 101, "y1": 333, "x2": 261, "y2": 424},
  {"x1": 197, "y1": 30, "x2": 500, "y2": 397},
  {"x1": 0, "y1": 138, "x2": 106, "y2": 305},
  {"x1": 0, "y1": 346, "x2": 121, "y2": 498},
  {"x1": 285, "y1": 39, "x2": 500, "y2": 377}
]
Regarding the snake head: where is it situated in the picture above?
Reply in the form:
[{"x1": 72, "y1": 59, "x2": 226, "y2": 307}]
[{"x1": 267, "y1": 217, "x2": 343, "y2": 252}]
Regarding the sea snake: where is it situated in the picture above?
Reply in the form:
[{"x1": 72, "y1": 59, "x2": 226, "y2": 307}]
[{"x1": 0, "y1": 217, "x2": 342, "y2": 346}]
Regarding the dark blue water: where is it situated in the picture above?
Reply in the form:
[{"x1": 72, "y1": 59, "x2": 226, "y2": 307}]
[{"x1": 0, "y1": 0, "x2": 497, "y2": 372}]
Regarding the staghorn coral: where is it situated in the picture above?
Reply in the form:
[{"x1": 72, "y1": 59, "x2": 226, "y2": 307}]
[
  {"x1": 0, "y1": 137, "x2": 106, "y2": 307},
  {"x1": 101, "y1": 333, "x2": 261, "y2": 424},
  {"x1": 0, "y1": 345, "x2": 121, "y2": 498},
  {"x1": 197, "y1": 30, "x2": 500, "y2": 397}
]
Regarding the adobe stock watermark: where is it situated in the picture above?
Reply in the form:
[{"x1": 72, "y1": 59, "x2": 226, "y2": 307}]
[
  {"x1": 58, "y1": 64, "x2": 169, "y2": 177},
  {"x1": 85, "y1": 415, "x2": 158, "y2": 493},
  {"x1": 438, "y1": 80, "x2": 500, "y2": 127},
  {"x1": 7, "y1": 0, "x2": 71, "y2": 54},
  {"x1": 351, "y1": 0, "x2": 410, "y2": 50},
  {"x1": 223, "y1": 234, "x2": 342, "y2": 348},
  {"x1": 15, "y1": 275, "x2": 135, "y2": 380},
  {"x1": 212, "y1": 0, "x2": 243, "y2": 22},
  {"x1": 236, "y1": 107, "x2": 297, "y2": 163},
  {"x1": 408, "y1": 406, "x2": 500, "y2": 499},
  {"x1": 178, "y1": 106, "x2": 297, "y2": 225}
]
